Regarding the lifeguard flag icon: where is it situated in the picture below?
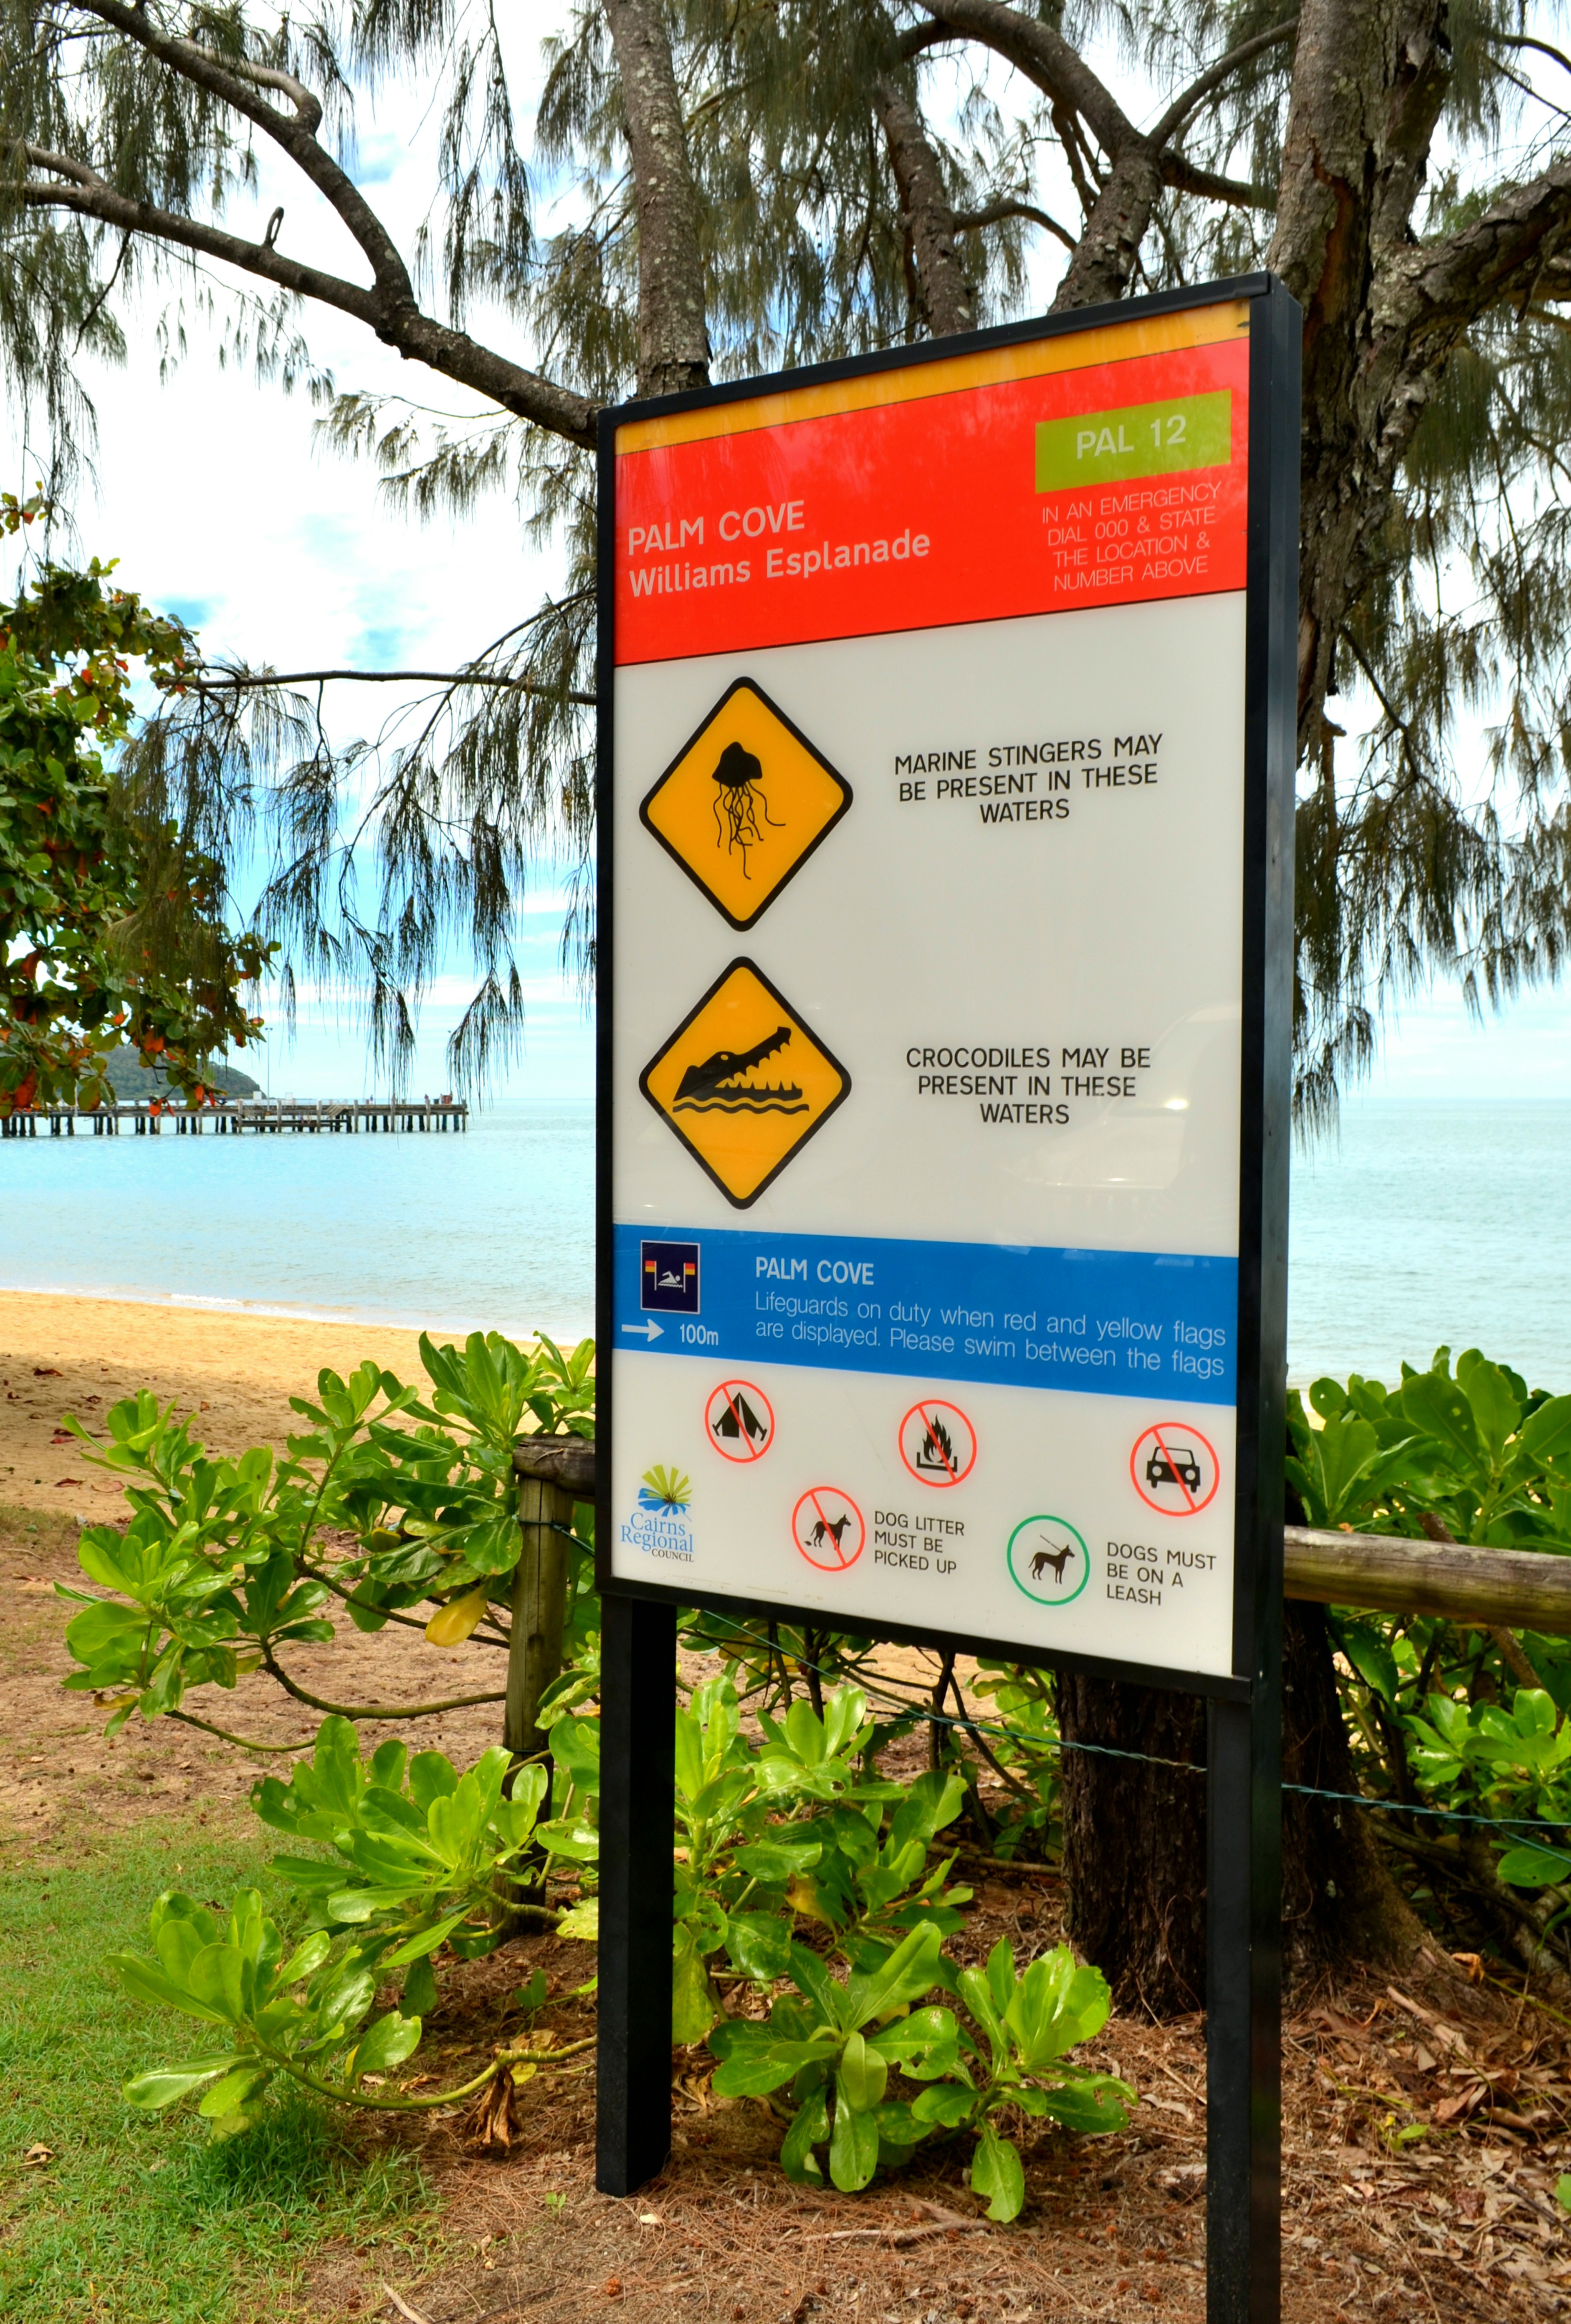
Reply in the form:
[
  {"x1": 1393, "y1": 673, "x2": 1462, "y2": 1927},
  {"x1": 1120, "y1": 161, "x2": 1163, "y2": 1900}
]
[
  {"x1": 640, "y1": 1241, "x2": 700, "y2": 1313},
  {"x1": 640, "y1": 958, "x2": 850, "y2": 1208},
  {"x1": 639, "y1": 678, "x2": 852, "y2": 930}
]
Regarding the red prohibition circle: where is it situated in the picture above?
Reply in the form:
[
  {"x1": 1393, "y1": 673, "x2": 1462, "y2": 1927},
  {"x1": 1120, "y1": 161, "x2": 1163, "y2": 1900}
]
[
  {"x1": 898, "y1": 1399, "x2": 978, "y2": 1488},
  {"x1": 792, "y1": 1486, "x2": 865, "y2": 1571},
  {"x1": 1130, "y1": 1421, "x2": 1220, "y2": 1516},
  {"x1": 704, "y1": 1378, "x2": 776, "y2": 1462}
]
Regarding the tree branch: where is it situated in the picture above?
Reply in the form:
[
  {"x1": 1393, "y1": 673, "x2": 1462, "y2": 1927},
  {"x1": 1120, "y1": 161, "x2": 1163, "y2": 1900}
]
[
  {"x1": 1486, "y1": 30, "x2": 1571, "y2": 85},
  {"x1": 258, "y1": 1647, "x2": 506, "y2": 1720},
  {"x1": 24, "y1": 7, "x2": 596, "y2": 447},
  {"x1": 952, "y1": 196, "x2": 1078, "y2": 252},
  {"x1": 926, "y1": 2, "x2": 1294, "y2": 309},
  {"x1": 1159, "y1": 153, "x2": 1277, "y2": 211},
  {"x1": 1393, "y1": 157, "x2": 1571, "y2": 364},
  {"x1": 1149, "y1": 19, "x2": 1299, "y2": 149},
  {"x1": 922, "y1": 0, "x2": 1137, "y2": 160},
  {"x1": 190, "y1": 665, "x2": 596, "y2": 703}
]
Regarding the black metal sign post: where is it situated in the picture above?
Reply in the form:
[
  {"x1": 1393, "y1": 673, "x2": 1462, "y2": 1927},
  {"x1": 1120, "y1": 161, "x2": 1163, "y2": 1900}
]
[{"x1": 594, "y1": 277, "x2": 1299, "y2": 2322}]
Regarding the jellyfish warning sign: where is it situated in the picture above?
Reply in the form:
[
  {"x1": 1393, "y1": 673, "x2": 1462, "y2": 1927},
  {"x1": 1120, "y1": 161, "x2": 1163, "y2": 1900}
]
[
  {"x1": 601, "y1": 280, "x2": 1296, "y2": 1691},
  {"x1": 640, "y1": 677, "x2": 852, "y2": 928}
]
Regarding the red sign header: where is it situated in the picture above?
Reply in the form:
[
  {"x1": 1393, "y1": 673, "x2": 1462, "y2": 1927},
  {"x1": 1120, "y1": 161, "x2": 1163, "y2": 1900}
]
[{"x1": 614, "y1": 303, "x2": 1250, "y2": 666}]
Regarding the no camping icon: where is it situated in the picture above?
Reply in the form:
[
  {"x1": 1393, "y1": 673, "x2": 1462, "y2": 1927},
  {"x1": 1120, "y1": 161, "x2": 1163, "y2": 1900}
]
[{"x1": 705, "y1": 1378, "x2": 775, "y2": 1461}]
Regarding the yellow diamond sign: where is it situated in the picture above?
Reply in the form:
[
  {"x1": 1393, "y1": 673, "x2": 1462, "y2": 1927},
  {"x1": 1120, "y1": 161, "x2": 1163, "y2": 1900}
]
[
  {"x1": 639, "y1": 678, "x2": 852, "y2": 929},
  {"x1": 639, "y1": 959, "x2": 850, "y2": 1208}
]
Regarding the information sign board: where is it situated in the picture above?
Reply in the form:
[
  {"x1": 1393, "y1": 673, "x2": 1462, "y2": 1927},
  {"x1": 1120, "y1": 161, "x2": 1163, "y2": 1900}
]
[{"x1": 599, "y1": 279, "x2": 1295, "y2": 1696}]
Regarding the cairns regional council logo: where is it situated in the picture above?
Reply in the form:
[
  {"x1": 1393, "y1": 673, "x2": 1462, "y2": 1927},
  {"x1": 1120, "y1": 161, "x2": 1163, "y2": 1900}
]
[{"x1": 621, "y1": 1465, "x2": 695, "y2": 1564}]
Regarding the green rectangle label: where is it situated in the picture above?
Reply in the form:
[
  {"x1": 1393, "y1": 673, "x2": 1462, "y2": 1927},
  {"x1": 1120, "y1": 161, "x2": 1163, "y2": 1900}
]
[{"x1": 1035, "y1": 390, "x2": 1232, "y2": 492}]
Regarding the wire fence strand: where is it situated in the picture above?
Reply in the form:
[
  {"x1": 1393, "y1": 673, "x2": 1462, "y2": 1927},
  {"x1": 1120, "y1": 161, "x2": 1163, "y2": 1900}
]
[{"x1": 550, "y1": 1522, "x2": 1571, "y2": 1859}]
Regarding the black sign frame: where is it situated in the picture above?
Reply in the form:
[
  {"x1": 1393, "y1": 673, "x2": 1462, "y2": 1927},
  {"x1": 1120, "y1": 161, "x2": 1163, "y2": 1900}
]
[{"x1": 592, "y1": 274, "x2": 1300, "y2": 2324}]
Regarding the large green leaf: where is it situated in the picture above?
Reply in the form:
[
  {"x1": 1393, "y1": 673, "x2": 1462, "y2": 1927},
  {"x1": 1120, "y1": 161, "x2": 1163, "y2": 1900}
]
[
  {"x1": 1004, "y1": 1947, "x2": 1112, "y2": 2069},
  {"x1": 709, "y1": 2024, "x2": 833, "y2": 2096},
  {"x1": 1399, "y1": 1370, "x2": 1485, "y2": 1484},
  {"x1": 733, "y1": 1834, "x2": 822, "y2": 1882},
  {"x1": 1522, "y1": 1394, "x2": 1571, "y2": 1468},
  {"x1": 828, "y1": 2082, "x2": 880, "y2": 2191},
  {"x1": 672, "y1": 1926, "x2": 717, "y2": 2045},
  {"x1": 354, "y1": 2011, "x2": 423, "y2": 2075},
  {"x1": 1456, "y1": 1349, "x2": 1522, "y2": 1470},
  {"x1": 725, "y1": 1910, "x2": 794, "y2": 1982},
  {"x1": 122, "y1": 2056, "x2": 238, "y2": 2110},
  {"x1": 1035, "y1": 2077, "x2": 1132, "y2": 2133},
  {"x1": 836, "y1": 2030, "x2": 888, "y2": 2114},
  {"x1": 841, "y1": 1921, "x2": 944, "y2": 2031},
  {"x1": 1496, "y1": 1841, "x2": 1571, "y2": 1888},
  {"x1": 910, "y1": 2081, "x2": 976, "y2": 2128},
  {"x1": 109, "y1": 1952, "x2": 230, "y2": 2025},
  {"x1": 970, "y1": 2120, "x2": 1026, "y2": 2221},
  {"x1": 198, "y1": 2063, "x2": 275, "y2": 2118},
  {"x1": 381, "y1": 1910, "x2": 470, "y2": 1967},
  {"x1": 779, "y1": 2088, "x2": 829, "y2": 2185}
]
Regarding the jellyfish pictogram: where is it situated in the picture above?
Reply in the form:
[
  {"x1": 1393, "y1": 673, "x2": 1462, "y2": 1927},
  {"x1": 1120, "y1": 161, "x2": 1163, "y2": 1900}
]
[{"x1": 711, "y1": 739, "x2": 784, "y2": 877}]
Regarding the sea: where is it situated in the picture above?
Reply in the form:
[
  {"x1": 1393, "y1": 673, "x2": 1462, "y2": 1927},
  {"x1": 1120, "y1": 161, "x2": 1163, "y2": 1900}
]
[{"x1": 2, "y1": 1096, "x2": 1568, "y2": 1393}]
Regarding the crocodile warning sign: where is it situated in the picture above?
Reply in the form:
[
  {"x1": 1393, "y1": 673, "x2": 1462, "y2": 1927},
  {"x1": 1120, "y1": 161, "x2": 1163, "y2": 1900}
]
[
  {"x1": 639, "y1": 958, "x2": 849, "y2": 1206},
  {"x1": 640, "y1": 677, "x2": 852, "y2": 929}
]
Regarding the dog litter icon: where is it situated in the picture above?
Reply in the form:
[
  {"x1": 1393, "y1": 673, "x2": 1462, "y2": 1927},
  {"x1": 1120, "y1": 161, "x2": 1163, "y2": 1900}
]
[{"x1": 793, "y1": 1487, "x2": 865, "y2": 1572}]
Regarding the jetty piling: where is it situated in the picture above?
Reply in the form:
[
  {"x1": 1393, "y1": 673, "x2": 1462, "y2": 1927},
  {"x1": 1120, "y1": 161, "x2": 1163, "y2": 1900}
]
[{"x1": 3, "y1": 1097, "x2": 468, "y2": 1138}]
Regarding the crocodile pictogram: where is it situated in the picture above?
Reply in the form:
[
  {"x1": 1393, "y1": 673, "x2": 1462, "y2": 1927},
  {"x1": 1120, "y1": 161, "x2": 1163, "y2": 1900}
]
[{"x1": 672, "y1": 1025, "x2": 808, "y2": 1114}]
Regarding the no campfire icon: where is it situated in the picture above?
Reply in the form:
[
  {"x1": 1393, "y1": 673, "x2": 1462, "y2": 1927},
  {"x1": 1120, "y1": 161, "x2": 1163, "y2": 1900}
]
[{"x1": 898, "y1": 1399, "x2": 977, "y2": 1488}]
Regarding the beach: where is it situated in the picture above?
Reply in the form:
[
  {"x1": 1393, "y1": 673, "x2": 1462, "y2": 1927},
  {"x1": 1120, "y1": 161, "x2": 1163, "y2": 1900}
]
[
  {"x1": 0, "y1": 1290, "x2": 438, "y2": 1519},
  {"x1": 0, "y1": 1290, "x2": 525, "y2": 1840}
]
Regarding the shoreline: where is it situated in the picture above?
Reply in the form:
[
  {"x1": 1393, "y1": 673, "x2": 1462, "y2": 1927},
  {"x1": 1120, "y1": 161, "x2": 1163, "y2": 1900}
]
[
  {"x1": 0, "y1": 1279, "x2": 591, "y2": 1345},
  {"x1": 0, "y1": 1288, "x2": 583, "y2": 1523}
]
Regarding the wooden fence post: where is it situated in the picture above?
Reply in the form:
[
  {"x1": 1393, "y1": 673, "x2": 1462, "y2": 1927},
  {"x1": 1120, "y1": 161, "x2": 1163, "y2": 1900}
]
[{"x1": 508, "y1": 1438, "x2": 598, "y2": 1766}]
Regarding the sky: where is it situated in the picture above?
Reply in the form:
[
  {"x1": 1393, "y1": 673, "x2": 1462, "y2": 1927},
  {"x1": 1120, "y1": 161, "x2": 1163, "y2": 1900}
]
[{"x1": 11, "y1": 9, "x2": 1571, "y2": 1113}]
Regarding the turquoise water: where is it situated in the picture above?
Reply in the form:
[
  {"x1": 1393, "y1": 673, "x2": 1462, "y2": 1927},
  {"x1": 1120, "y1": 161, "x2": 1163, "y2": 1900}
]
[
  {"x1": 2, "y1": 1096, "x2": 1567, "y2": 1391},
  {"x1": 0, "y1": 1103, "x2": 596, "y2": 1343},
  {"x1": 1287, "y1": 1098, "x2": 1571, "y2": 1391}
]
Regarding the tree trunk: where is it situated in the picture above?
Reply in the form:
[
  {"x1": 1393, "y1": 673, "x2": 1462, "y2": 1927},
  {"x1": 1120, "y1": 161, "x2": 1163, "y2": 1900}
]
[
  {"x1": 602, "y1": 0, "x2": 710, "y2": 399},
  {"x1": 1057, "y1": 1669, "x2": 1209, "y2": 2014},
  {"x1": 873, "y1": 76, "x2": 976, "y2": 337},
  {"x1": 1278, "y1": 1599, "x2": 1425, "y2": 1979},
  {"x1": 1060, "y1": 1600, "x2": 1425, "y2": 2011}
]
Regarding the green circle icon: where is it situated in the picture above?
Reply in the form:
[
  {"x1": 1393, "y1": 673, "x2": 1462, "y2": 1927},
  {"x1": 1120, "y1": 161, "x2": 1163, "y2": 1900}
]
[{"x1": 1007, "y1": 1515, "x2": 1090, "y2": 1607}]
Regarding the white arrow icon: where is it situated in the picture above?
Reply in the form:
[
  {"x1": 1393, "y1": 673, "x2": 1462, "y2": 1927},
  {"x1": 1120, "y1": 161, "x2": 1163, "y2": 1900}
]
[{"x1": 621, "y1": 1319, "x2": 664, "y2": 1341}]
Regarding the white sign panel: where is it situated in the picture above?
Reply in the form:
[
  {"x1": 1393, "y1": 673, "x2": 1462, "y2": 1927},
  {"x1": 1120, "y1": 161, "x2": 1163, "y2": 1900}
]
[{"x1": 603, "y1": 294, "x2": 1267, "y2": 1681}]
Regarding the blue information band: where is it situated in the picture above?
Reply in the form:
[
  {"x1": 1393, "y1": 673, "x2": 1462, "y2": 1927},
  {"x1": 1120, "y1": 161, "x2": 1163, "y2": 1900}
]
[{"x1": 615, "y1": 1222, "x2": 1237, "y2": 1405}]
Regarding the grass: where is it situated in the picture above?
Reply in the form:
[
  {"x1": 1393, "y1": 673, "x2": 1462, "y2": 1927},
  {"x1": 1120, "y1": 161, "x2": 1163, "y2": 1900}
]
[{"x1": 0, "y1": 1814, "x2": 434, "y2": 2324}]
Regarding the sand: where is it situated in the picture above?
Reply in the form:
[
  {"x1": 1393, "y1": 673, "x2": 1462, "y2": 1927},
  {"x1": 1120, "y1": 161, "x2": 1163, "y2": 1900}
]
[
  {"x1": 0, "y1": 1290, "x2": 439, "y2": 1518},
  {"x1": 0, "y1": 1291, "x2": 518, "y2": 1835}
]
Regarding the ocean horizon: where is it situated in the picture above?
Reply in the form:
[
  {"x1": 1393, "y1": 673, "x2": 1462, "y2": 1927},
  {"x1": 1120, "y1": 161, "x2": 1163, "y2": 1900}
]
[{"x1": 3, "y1": 1094, "x2": 1567, "y2": 1391}]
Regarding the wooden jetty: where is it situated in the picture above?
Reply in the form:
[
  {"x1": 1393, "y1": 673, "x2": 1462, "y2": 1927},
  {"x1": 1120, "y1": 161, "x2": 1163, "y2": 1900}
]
[{"x1": 3, "y1": 1098, "x2": 469, "y2": 1138}]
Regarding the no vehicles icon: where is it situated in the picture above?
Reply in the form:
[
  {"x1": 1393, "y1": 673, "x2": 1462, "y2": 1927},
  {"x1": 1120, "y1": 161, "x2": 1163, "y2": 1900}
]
[{"x1": 1130, "y1": 1421, "x2": 1220, "y2": 1515}]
